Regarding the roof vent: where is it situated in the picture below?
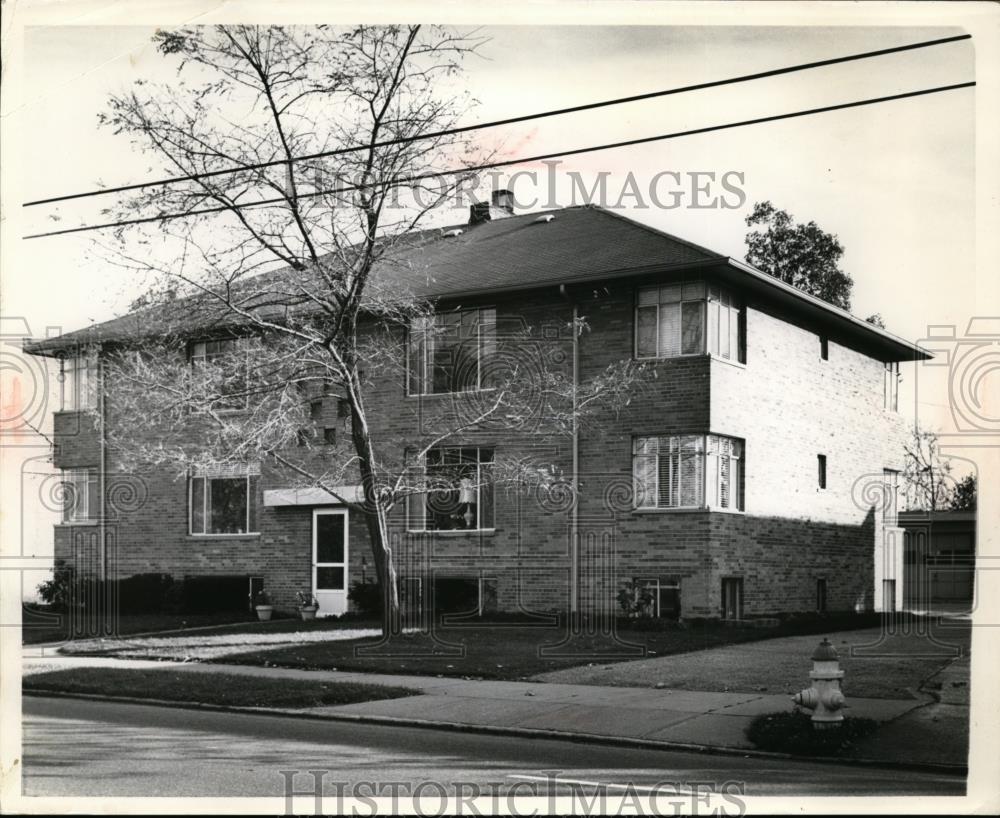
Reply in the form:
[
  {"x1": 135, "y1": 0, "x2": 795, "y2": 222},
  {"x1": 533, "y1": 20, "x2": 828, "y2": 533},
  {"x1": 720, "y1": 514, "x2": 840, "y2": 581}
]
[
  {"x1": 534, "y1": 214, "x2": 555, "y2": 224},
  {"x1": 442, "y1": 228, "x2": 463, "y2": 237}
]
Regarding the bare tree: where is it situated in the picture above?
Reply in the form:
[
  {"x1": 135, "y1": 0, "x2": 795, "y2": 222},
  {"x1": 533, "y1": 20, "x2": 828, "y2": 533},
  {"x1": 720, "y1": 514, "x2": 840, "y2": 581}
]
[
  {"x1": 90, "y1": 25, "x2": 648, "y2": 633},
  {"x1": 902, "y1": 428, "x2": 957, "y2": 511}
]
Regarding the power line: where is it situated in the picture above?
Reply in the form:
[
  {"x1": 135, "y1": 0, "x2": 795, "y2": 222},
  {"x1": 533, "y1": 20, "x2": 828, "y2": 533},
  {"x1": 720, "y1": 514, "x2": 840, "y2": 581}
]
[
  {"x1": 22, "y1": 80, "x2": 975, "y2": 241},
  {"x1": 22, "y1": 33, "x2": 971, "y2": 209}
]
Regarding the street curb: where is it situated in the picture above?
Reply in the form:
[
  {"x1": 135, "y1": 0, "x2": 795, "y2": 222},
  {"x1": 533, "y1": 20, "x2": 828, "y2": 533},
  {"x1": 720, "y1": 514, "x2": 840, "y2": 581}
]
[{"x1": 23, "y1": 689, "x2": 968, "y2": 776}]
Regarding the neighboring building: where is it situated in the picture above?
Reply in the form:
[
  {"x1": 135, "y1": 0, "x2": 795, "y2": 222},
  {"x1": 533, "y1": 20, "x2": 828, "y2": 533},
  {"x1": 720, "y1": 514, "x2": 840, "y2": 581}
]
[
  {"x1": 899, "y1": 510, "x2": 976, "y2": 613},
  {"x1": 25, "y1": 196, "x2": 931, "y2": 620}
]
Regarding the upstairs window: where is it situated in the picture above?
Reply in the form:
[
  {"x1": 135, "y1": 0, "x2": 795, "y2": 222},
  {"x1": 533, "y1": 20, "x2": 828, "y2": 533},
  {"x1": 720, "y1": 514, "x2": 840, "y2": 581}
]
[
  {"x1": 190, "y1": 338, "x2": 248, "y2": 410},
  {"x1": 407, "y1": 447, "x2": 495, "y2": 531},
  {"x1": 189, "y1": 464, "x2": 259, "y2": 535},
  {"x1": 884, "y1": 362, "x2": 899, "y2": 411},
  {"x1": 61, "y1": 467, "x2": 98, "y2": 523},
  {"x1": 60, "y1": 352, "x2": 98, "y2": 411},
  {"x1": 817, "y1": 454, "x2": 828, "y2": 490},
  {"x1": 636, "y1": 282, "x2": 744, "y2": 362},
  {"x1": 820, "y1": 336, "x2": 829, "y2": 360},
  {"x1": 408, "y1": 308, "x2": 496, "y2": 395},
  {"x1": 633, "y1": 434, "x2": 744, "y2": 511}
]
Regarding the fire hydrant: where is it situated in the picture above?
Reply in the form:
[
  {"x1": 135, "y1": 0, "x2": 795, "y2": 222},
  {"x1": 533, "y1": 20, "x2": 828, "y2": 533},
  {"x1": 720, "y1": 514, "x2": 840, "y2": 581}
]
[{"x1": 792, "y1": 637, "x2": 845, "y2": 729}]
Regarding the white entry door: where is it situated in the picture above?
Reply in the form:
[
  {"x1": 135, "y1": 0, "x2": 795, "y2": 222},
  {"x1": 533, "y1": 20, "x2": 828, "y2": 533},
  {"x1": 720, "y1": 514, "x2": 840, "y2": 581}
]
[{"x1": 312, "y1": 508, "x2": 348, "y2": 616}]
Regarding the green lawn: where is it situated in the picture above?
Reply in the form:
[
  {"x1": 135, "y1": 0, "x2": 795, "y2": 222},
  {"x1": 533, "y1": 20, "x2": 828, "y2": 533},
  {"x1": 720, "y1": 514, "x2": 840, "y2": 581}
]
[
  {"x1": 211, "y1": 614, "x2": 890, "y2": 681},
  {"x1": 23, "y1": 667, "x2": 419, "y2": 709}
]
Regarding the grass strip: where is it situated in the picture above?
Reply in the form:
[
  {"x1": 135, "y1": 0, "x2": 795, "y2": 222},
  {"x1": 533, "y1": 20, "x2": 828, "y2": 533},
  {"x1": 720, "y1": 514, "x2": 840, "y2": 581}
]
[
  {"x1": 746, "y1": 711, "x2": 878, "y2": 756},
  {"x1": 23, "y1": 667, "x2": 418, "y2": 709}
]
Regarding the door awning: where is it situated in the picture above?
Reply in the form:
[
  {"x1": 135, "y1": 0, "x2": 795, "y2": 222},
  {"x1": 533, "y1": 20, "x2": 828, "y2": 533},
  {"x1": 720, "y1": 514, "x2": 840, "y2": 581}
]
[{"x1": 263, "y1": 486, "x2": 362, "y2": 507}]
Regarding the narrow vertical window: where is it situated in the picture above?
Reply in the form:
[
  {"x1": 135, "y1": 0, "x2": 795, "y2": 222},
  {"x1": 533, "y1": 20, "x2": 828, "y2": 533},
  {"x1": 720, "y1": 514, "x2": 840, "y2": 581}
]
[
  {"x1": 816, "y1": 578, "x2": 828, "y2": 613},
  {"x1": 820, "y1": 336, "x2": 829, "y2": 360},
  {"x1": 884, "y1": 361, "x2": 899, "y2": 411},
  {"x1": 882, "y1": 468, "x2": 899, "y2": 524},
  {"x1": 61, "y1": 468, "x2": 99, "y2": 522},
  {"x1": 61, "y1": 352, "x2": 98, "y2": 411},
  {"x1": 817, "y1": 454, "x2": 827, "y2": 490}
]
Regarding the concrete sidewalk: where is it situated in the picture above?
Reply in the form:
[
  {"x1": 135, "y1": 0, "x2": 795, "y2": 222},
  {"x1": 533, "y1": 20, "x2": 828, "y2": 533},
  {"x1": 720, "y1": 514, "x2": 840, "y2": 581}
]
[{"x1": 22, "y1": 654, "x2": 966, "y2": 770}]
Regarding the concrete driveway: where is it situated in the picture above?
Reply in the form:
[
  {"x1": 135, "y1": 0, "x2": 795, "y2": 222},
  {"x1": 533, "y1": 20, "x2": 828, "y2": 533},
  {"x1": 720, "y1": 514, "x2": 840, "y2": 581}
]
[{"x1": 532, "y1": 624, "x2": 970, "y2": 700}]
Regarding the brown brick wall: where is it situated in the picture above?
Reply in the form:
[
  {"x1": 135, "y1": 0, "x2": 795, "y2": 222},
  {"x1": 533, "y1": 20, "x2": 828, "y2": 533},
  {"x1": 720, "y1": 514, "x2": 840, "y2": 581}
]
[{"x1": 49, "y1": 274, "x2": 909, "y2": 617}]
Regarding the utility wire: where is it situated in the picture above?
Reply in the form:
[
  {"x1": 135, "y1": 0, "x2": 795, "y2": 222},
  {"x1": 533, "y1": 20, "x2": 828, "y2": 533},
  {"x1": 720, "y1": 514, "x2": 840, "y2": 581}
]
[
  {"x1": 23, "y1": 80, "x2": 975, "y2": 241},
  {"x1": 21, "y1": 33, "x2": 971, "y2": 209}
]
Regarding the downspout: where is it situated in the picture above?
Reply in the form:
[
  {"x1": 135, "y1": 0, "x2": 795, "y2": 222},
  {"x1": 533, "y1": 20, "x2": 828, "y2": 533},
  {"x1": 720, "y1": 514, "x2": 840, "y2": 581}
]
[
  {"x1": 98, "y1": 348, "x2": 107, "y2": 585},
  {"x1": 559, "y1": 285, "x2": 579, "y2": 615}
]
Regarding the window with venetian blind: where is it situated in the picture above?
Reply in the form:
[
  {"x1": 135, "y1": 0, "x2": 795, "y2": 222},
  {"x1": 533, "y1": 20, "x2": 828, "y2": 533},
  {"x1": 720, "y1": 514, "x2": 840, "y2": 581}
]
[
  {"x1": 633, "y1": 434, "x2": 744, "y2": 511},
  {"x1": 635, "y1": 281, "x2": 744, "y2": 362}
]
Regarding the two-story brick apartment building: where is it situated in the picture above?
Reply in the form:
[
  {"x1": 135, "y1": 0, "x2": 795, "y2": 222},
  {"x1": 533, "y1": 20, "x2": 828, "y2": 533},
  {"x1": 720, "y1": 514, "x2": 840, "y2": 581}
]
[{"x1": 26, "y1": 198, "x2": 929, "y2": 621}]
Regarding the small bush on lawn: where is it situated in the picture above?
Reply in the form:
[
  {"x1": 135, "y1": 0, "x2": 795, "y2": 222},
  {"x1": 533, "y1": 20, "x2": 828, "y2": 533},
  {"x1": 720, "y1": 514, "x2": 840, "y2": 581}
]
[
  {"x1": 746, "y1": 711, "x2": 878, "y2": 756},
  {"x1": 23, "y1": 668, "x2": 418, "y2": 709},
  {"x1": 118, "y1": 573, "x2": 176, "y2": 614},
  {"x1": 348, "y1": 581, "x2": 382, "y2": 615}
]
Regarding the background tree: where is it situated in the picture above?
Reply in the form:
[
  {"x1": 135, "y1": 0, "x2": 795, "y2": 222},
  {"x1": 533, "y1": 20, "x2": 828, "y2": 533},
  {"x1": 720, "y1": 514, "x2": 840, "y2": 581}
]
[
  {"x1": 949, "y1": 473, "x2": 977, "y2": 511},
  {"x1": 902, "y1": 428, "x2": 957, "y2": 511},
  {"x1": 744, "y1": 201, "x2": 853, "y2": 310},
  {"x1": 91, "y1": 25, "x2": 647, "y2": 633}
]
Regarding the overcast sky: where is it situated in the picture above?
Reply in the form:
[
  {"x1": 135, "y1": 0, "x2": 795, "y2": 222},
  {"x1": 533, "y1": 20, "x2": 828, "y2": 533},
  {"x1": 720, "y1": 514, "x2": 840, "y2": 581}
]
[{"x1": 7, "y1": 23, "x2": 977, "y2": 420}]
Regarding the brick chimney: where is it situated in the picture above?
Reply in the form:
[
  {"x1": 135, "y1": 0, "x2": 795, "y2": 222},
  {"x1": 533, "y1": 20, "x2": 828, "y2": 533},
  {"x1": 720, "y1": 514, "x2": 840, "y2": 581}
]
[
  {"x1": 468, "y1": 189, "x2": 515, "y2": 225},
  {"x1": 492, "y1": 189, "x2": 515, "y2": 214}
]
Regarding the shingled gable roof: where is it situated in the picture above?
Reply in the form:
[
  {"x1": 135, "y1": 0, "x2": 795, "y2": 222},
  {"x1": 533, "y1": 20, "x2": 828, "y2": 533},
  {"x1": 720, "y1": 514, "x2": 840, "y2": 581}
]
[{"x1": 25, "y1": 205, "x2": 930, "y2": 361}]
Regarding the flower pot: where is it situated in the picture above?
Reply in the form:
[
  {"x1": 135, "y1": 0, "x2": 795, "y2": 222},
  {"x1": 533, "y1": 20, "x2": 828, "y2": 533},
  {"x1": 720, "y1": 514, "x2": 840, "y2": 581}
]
[
  {"x1": 255, "y1": 604, "x2": 274, "y2": 621},
  {"x1": 299, "y1": 606, "x2": 318, "y2": 621}
]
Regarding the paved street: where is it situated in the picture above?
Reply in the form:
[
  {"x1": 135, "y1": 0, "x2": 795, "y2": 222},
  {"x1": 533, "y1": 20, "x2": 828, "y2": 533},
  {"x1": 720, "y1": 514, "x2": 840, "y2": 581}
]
[{"x1": 21, "y1": 697, "x2": 965, "y2": 799}]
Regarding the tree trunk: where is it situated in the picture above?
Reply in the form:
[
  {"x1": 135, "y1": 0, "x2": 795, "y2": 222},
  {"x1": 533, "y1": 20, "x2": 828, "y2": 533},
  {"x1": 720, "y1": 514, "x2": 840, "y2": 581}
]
[{"x1": 345, "y1": 362, "x2": 400, "y2": 637}]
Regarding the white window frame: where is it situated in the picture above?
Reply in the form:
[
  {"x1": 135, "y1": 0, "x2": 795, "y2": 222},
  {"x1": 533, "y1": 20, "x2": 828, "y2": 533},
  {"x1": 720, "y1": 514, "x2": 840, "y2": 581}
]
[
  {"x1": 61, "y1": 467, "x2": 98, "y2": 523},
  {"x1": 407, "y1": 447, "x2": 495, "y2": 532},
  {"x1": 633, "y1": 434, "x2": 744, "y2": 512},
  {"x1": 60, "y1": 352, "x2": 98, "y2": 411},
  {"x1": 407, "y1": 307, "x2": 497, "y2": 396},
  {"x1": 635, "y1": 282, "x2": 744, "y2": 363},
  {"x1": 634, "y1": 576, "x2": 682, "y2": 619},
  {"x1": 189, "y1": 465, "x2": 260, "y2": 536}
]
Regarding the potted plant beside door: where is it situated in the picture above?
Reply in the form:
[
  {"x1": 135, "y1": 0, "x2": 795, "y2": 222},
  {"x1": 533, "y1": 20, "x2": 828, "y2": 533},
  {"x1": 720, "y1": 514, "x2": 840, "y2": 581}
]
[
  {"x1": 296, "y1": 591, "x2": 319, "y2": 621},
  {"x1": 254, "y1": 589, "x2": 274, "y2": 621}
]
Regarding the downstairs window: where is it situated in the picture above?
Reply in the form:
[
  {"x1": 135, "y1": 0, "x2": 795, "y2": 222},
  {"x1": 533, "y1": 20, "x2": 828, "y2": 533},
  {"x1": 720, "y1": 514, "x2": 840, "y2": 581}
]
[
  {"x1": 189, "y1": 465, "x2": 260, "y2": 535},
  {"x1": 633, "y1": 434, "x2": 744, "y2": 511}
]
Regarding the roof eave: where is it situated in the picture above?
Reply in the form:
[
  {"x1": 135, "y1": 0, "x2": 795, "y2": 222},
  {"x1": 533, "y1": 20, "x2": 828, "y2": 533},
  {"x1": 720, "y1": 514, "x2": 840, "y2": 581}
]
[{"x1": 721, "y1": 257, "x2": 933, "y2": 362}]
